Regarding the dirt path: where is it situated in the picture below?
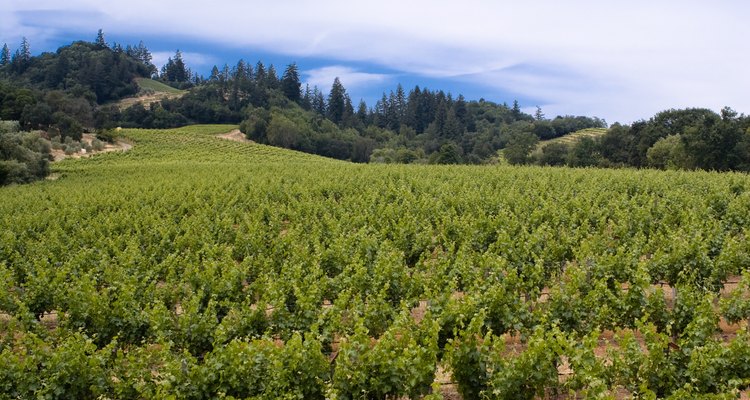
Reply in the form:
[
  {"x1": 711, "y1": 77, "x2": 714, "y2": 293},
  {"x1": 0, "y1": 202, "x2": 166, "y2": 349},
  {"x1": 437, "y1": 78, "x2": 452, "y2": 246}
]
[
  {"x1": 217, "y1": 129, "x2": 253, "y2": 143},
  {"x1": 116, "y1": 91, "x2": 183, "y2": 110},
  {"x1": 51, "y1": 133, "x2": 133, "y2": 162}
]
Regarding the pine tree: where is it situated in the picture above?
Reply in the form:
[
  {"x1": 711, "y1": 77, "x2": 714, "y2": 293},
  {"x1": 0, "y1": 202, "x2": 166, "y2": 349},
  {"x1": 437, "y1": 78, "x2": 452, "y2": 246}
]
[
  {"x1": 11, "y1": 37, "x2": 31, "y2": 72},
  {"x1": 356, "y1": 100, "x2": 368, "y2": 125},
  {"x1": 161, "y1": 50, "x2": 189, "y2": 83},
  {"x1": 255, "y1": 62, "x2": 267, "y2": 85},
  {"x1": 266, "y1": 64, "x2": 279, "y2": 89},
  {"x1": 233, "y1": 59, "x2": 248, "y2": 81},
  {"x1": 280, "y1": 63, "x2": 301, "y2": 103},
  {"x1": 221, "y1": 64, "x2": 230, "y2": 82},
  {"x1": 301, "y1": 84, "x2": 312, "y2": 110},
  {"x1": 511, "y1": 100, "x2": 522, "y2": 119},
  {"x1": 454, "y1": 94, "x2": 468, "y2": 126},
  {"x1": 95, "y1": 29, "x2": 107, "y2": 48},
  {"x1": 387, "y1": 91, "x2": 399, "y2": 130},
  {"x1": 535, "y1": 106, "x2": 545, "y2": 121},
  {"x1": 444, "y1": 108, "x2": 462, "y2": 139},
  {"x1": 343, "y1": 94, "x2": 355, "y2": 127},
  {"x1": 327, "y1": 77, "x2": 347, "y2": 124},
  {"x1": 209, "y1": 65, "x2": 220, "y2": 81},
  {"x1": 312, "y1": 87, "x2": 326, "y2": 115},
  {"x1": 173, "y1": 50, "x2": 188, "y2": 82},
  {"x1": 404, "y1": 86, "x2": 421, "y2": 131},
  {"x1": 0, "y1": 43, "x2": 9, "y2": 66},
  {"x1": 395, "y1": 84, "x2": 406, "y2": 124},
  {"x1": 19, "y1": 37, "x2": 31, "y2": 62}
]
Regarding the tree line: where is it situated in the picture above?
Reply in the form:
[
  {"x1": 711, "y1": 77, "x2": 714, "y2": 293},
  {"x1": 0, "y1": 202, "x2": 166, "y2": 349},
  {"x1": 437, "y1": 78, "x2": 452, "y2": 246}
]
[
  {"x1": 504, "y1": 107, "x2": 750, "y2": 172},
  {"x1": 0, "y1": 33, "x2": 605, "y2": 165},
  {"x1": 112, "y1": 53, "x2": 606, "y2": 164},
  {"x1": 2, "y1": 32, "x2": 750, "y2": 178}
]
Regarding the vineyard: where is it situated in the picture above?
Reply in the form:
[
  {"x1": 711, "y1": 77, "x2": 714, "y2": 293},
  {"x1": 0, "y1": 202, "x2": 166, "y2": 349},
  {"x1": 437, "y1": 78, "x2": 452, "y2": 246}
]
[
  {"x1": 536, "y1": 128, "x2": 608, "y2": 150},
  {"x1": 2, "y1": 125, "x2": 750, "y2": 399}
]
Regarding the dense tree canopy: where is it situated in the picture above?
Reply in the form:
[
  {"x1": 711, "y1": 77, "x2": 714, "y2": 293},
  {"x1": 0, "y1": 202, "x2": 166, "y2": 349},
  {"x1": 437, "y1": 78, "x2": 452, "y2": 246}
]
[
  {"x1": 0, "y1": 120, "x2": 50, "y2": 185},
  {"x1": 517, "y1": 108, "x2": 750, "y2": 171}
]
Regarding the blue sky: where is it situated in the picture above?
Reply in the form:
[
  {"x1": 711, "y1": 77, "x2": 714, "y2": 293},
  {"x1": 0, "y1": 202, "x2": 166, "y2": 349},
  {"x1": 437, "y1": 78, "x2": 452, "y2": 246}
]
[{"x1": 2, "y1": 0, "x2": 749, "y2": 124}]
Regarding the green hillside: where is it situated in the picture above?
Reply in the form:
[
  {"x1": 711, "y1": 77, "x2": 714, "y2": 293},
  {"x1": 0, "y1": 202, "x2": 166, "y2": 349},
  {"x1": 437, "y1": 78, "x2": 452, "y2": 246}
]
[
  {"x1": 538, "y1": 127, "x2": 607, "y2": 149},
  {"x1": 135, "y1": 77, "x2": 186, "y2": 95},
  {"x1": 2, "y1": 125, "x2": 750, "y2": 398},
  {"x1": 115, "y1": 78, "x2": 188, "y2": 109}
]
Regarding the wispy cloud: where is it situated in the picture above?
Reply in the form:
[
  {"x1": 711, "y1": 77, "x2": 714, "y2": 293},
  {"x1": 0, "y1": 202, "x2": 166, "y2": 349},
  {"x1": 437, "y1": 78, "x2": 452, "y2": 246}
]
[
  {"x1": 151, "y1": 51, "x2": 216, "y2": 69},
  {"x1": 4, "y1": 0, "x2": 749, "y2": 123},
  {"x1": 304, "y1": 66, "x2": 391, "y2": 91}
]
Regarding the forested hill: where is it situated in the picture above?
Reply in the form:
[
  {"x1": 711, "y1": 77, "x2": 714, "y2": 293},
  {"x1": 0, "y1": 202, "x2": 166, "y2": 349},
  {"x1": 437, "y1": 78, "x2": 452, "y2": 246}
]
[
  {"x1": 2, "y1": 33, "x2": 750, "y2": 183},
  {"x1": 0, "y1": 33, "x2": 605, "y2": 167},
  {"x1": 0, "y1": 33, "x2": 155, "y2": 139}
]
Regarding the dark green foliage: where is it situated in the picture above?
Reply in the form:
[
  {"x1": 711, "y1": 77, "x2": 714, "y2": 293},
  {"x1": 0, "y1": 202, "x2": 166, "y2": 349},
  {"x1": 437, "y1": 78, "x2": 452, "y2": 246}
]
[
  {"x1": 0, "y1": 34, "x2": 155, "y2": 140},
  {"x1": 280, "y1": 63, "x2": 301, "y2": 103},
  {"x1": 434, "y1": 142, "x2": 462, "y2": 164},
  {"x1": 4, "y1": 40, "x2": 149, "y2": 103},
  {"x1": 94, "y1": 29, "x2": 107, "y2": 49},
  {"x1": 504, "y1": 131, "x2": 538, "y2": 165},
  {"x1": 538, "y1": 142, "x2": 569, "y2": 166},
  {"x1": 566, "y1": 136, "x2": 601, "y2": 167},
  {"x1": 124, "y1": 41, "x2": 157, "y2": 77},
  {"x1": 160, "y1": 50, "x2": 191, "y2": 86},
  {"x1": 327, "y1": 77, "x2": 347, "y2": 125},
  {"x1": 51, "y1": 112, "x2": 83, "y2": 141},
  {"x1": 592, "y1": 107, "x2": 750, "y2": 171},
  {"x1": 240, "y1": 108, "x2": 271, "y2": 142},
  {"x1": 0, "y1": 43, "x2": 10, "y2": 66},
  {"x1": 0, "y1": 123, "x2": 50, "y2": 185}
]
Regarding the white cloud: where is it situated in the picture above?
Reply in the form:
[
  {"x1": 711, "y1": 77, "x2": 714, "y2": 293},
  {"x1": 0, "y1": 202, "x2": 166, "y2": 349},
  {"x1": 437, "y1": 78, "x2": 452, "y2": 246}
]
[
  {"x1": 304, "y1": 66, "x2": 391, "y2": 91},
  {"x1": 4, "y1": 0, "x2": 750, "y2": 122},
  {"x1": 151, "y1": 51, "x2": 216, "y2": 69}
]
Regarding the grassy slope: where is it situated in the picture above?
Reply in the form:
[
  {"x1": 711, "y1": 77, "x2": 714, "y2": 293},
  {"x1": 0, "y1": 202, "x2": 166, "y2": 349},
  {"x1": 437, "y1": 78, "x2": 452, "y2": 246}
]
[
  {"x1": 134, "y1": 77, "x2": 186, "y2": 95},
  {"x1": 115, "y1": 78, "x2": 186, "y2": 109},
  {"x1": 537, "y1": 127, "x2": 607, "y2": 150}
]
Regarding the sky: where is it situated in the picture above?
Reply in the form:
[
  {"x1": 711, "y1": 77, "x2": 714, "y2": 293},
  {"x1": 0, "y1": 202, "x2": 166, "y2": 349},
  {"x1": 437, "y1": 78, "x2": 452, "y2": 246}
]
[{"x1": 1, "y1": 0, "x2": 748, "y2": 124}]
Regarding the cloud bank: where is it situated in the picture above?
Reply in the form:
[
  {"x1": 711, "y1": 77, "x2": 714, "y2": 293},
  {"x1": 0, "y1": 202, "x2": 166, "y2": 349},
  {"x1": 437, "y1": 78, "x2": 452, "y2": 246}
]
[
  {"x1": 3, "y1": 0, "x2": 748, "y2": 123},
  {"x1": 304, "y1": 66, "x2": 391, "y2": 92}
]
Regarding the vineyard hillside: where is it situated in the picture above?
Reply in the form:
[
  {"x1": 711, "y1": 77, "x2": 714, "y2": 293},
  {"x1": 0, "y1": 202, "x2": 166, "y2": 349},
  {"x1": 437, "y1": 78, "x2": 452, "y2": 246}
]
[
  {"x1": 537, "y1": 127, "x2": 607, "y2": 149},
  {"x1": 2, "y1": 125, "x2": 750, "y2": 399},
  {"x1": 116, "y1": 78, "x2": 188, "y2": 109}
]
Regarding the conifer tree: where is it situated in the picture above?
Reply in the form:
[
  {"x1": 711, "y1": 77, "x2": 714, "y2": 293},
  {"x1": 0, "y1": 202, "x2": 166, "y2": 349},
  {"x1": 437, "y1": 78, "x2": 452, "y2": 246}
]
[
  {"x1": 535, "y1": 106, "x2": 545, "y2": 121},
  {"x1": 255, "y1": 62, "x2": 267, "y2": 85},
  {"x1": 356, "y1": 99, "x2": 368, "y2": 125},
  {"x1": 327, "y1": 77, "x2": 347, "y2": 124},
  {"x1": 0, "y1": 43, "x2": 9, "y2": 66},
  {"x1": 512, "y1": 100, "x2": 522, "y2": 119},
  {"x1": 266, "y1": 64, "x2": 279, "y2": 89},
  {"x1": 301, "y1": 84, "x2": 312, "y2": 110},
  {"x1": 19, "y1": 37, "x2": 30, "y2": 62},
  {"x1": 209, "y1": 65, "x2": 220, "y2": 81},
  {"x1": 280, "y1": 63, "x2": 301, "y2": 103},
  {"x1": 161, "y1": 50, "x2": 189, "y2": 83},
  {"x1": 11, "y1": 37, "x2": 31, "y2": 72},
  {"x1": 395, "y1": 84, "x2": 406, "y2": 123},
  {"x1": 95, "y1": 29, "x2": 107, "y2": 48},
  {"x1": 454, "y1": 94, "x2": 468, "y2": 127},
  {"x1": 233, "y1": 59, "x2": 248, "y2": 81},
  {"x1": 312, "y1": 87, "x2": 326, "y2": 116}
]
